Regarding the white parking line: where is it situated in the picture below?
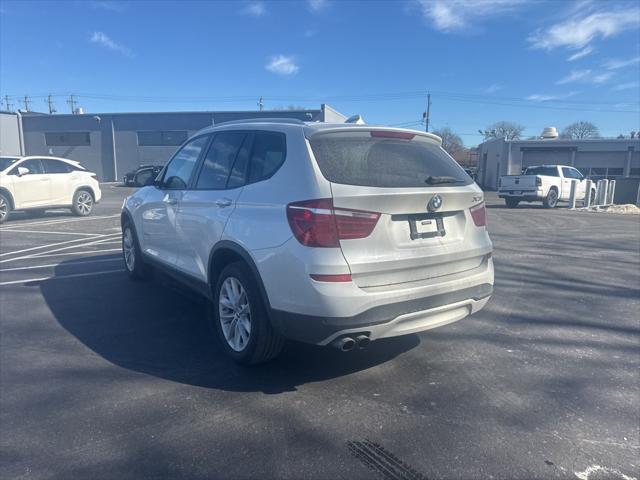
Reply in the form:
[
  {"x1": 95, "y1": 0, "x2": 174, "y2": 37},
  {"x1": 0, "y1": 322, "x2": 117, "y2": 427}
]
[
  {"x1": 0, "y1": 257, "x2": 122, "y2": 272},
  {"x1": 0, "y1": 234, "x2": 121, "y2": 263},
  {"x1": 0, "y1": 268, "x2": 125, "y2": 286},
  {"x1": 0, "y1": 229, "x2": 99, "y2": 236},
  {"x1": 0, "y1": 233, "x2": 119, "y2": 258},
  {"x1": 0, "y1": 214, "x2": 120, "y2": 230},
  {"x1": 28, "y1": 248, "x2": 121, "y2": 259}
]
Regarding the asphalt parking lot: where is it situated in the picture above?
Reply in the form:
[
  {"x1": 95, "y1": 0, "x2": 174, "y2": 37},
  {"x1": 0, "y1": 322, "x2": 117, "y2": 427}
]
[{"x1": 0, "y1": 185, "x2": 638, "y2": 480}]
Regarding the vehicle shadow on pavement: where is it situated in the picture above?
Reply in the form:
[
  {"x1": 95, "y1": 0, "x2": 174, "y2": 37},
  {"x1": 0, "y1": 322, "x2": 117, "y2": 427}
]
[{"x1": 41, "y1": 258, "x2": 419, "y2": 394}]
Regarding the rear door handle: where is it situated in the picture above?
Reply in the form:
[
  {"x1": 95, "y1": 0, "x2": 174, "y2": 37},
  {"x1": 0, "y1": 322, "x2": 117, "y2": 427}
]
[
  {"x1": 40, "y1": 178, "x2": 49, "y2": 182},
  {"x1": 215, "y1": 198, "x2": 232, "y2": 208}
]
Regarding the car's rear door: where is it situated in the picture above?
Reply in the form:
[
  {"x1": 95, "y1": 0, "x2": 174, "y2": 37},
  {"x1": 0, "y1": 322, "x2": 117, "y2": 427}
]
[
  {"x1": 9, "y1": 159, "x2": 51, "y2": 208},
  {"x1": 174, "y1": 131, "x2": 250, "y2": 281},
  {"x1": 138, "y1": 135, "x2": 209, "y2": 268},
  {"x1": 41, "y1": 159, "x2": 75, "y2": 205},
  {"x1": 308, "y1": 129, "x2": 491, "y2": 289}
]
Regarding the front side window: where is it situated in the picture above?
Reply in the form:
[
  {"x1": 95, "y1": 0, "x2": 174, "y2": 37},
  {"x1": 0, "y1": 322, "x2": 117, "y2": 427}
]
[
  {"x1": 248, "y1": 132, "x2": 286, "y2": 183},
  {"x1": 42, "y1": 159, "x2": 71, "y2": 174},
  {"x1": 161, "y1": 136, "x2": 209, "y2": 189},
  {"x1": 196, "y1": 132, "x2": 246, "y2": 189},
  {"x1": 11, "y1": 159, "x2": 45, "y2": 175}
]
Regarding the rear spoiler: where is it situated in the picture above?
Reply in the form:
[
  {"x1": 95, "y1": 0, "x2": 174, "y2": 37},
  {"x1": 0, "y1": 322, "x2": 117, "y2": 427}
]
[{"x1": 305, "y1": 127, "x2": 443, "y2": 146}]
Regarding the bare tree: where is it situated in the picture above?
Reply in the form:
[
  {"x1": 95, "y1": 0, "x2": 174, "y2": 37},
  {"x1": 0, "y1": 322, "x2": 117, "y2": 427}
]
[
  {"x1": 433, "y1": 127, "x2": 463, "y2": 154},
  {"x1": 560, "y1": 121, "x2": 600, "y2": 139},
  {"x1": 481, "y1": 121, "x2": 525, "y2": 140}
]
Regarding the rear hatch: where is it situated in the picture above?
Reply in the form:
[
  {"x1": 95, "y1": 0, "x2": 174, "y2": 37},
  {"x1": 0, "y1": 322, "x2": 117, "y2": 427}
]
[
  {"x1": 308, "y1": 128, "x2": 489, "y2": 289},
  {"x1": 499, "y1": 175, "x2": 537, "y2": 192}
]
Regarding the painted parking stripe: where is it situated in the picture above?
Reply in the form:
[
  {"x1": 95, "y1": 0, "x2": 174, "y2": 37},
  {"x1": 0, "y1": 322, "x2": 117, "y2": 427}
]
[
  {"x1": 0, "y1": 229, "x2": 99, "y2": 236},
  {"x1": 0, "y1": 214, "x2": 119, "y2": 229},
  {"x1": 0, "y1": 234, "x2": 121, "y2": 263},
  {"x1": 0, "y1": 233, "x2": 119, "y2": 258},
  {"x1": 0, "y1": 268, "x2": 125, "y2": 286},
  {"x1": 0, "y1": 257, "x2": 122, "y2": 273},
  {"x1": 28, "y1": 248, "x2": 121, "y2": 259}
]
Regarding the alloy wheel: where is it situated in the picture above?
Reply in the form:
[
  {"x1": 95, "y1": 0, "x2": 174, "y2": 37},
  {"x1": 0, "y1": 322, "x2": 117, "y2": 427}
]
[
  {"x1": 76, "y1": 192, "x2": 93, "y2": 215},
  {"x1": 0, "y1": 197, "x2": 7, "y2": 222},
  {"x1": 123, "y1": 228, "x2": 135, "y2": 271},
  {"x1": 218, "y1": 277, "x2": 252, "y2": 352}
]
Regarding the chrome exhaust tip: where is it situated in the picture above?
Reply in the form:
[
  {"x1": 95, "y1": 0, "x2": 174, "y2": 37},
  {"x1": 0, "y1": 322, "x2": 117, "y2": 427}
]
[{"x1": 332, "y1": 337, "x2": 356, "y2": 352}]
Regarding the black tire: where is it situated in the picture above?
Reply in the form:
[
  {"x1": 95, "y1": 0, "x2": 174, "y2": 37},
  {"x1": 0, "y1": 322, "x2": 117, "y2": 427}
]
[
  {"x1": 0, "y1": 192, "x2": 10, "y2": 224},
  {"x1": 212, "y1": 262, "x2": 285, "y2": 365},
  {"x1": 505, "y1": 198, "x2": 520, "y2": 208},
  {"x1": 122, "y1": 222, "x2": 150, "y2": 280},
  {"x1": 543, "y1": 188, "x2": 558, "y2": 209},
  {"x1": 71, "y1": 189, "x2": 94, "y2": 216}
]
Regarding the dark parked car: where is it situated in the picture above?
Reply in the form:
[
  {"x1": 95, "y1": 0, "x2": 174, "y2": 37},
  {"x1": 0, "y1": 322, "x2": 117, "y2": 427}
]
[{"x1": 123, "y1": 165, "x2": 163, "y2": 187}]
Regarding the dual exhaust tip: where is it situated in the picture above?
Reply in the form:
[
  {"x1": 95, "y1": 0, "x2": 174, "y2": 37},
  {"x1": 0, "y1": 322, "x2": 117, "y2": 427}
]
[{"x1": 332, "y1": 334, "x2": 370, "y2": 352}]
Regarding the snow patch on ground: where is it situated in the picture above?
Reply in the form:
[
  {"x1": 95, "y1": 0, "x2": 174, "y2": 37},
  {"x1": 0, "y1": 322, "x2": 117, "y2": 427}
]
[
  {"x1": 574, "y1": 465, "x2": 637, "y2": 480},
  {"x1": 576, "y1": 204, "x2": 640, "y2": 215}
]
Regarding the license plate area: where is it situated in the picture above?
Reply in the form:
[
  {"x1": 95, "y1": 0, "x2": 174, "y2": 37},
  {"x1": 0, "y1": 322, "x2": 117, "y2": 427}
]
[{"x1": 407, "y1": 213, "x2": 446, "y2": 240}]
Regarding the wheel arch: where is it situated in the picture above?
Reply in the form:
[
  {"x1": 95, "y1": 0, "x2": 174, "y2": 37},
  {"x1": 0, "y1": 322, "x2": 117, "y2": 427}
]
[
  {"x1": 74, "y1": 185, "x2": 96, "y2": 201},
  {"x1": 208, "y1": 241, "x2": 273, "y2": 313},
  {"x1": 0, "y1": 187, "x2": 15, "y2": 210}
]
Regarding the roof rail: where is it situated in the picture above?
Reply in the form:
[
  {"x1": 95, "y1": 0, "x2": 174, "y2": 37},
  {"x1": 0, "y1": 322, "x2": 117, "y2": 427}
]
[{"x1": 216, "y1": 117, "x2": 306, "y2": 126}]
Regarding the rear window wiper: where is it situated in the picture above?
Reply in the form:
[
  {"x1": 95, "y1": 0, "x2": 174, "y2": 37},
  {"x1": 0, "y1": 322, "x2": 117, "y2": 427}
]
[{"x1": 424, "y1": 176, "x2": 464, "y2": 185}]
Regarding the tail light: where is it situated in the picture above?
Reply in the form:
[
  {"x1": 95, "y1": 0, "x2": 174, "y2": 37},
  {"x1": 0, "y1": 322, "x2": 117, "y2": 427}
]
[
  {"x1": 536, "y1": 177, "x2": 542, "y2": 186},
  {"x1": 310, "y1": 273, "x2": 352, "y2": 282},
  {"x1": 286, "y1": 199, "x2": 380, "y2": 248},
  {"x1": 470, "y1": 202, "x2": 487, "y2": 227}
]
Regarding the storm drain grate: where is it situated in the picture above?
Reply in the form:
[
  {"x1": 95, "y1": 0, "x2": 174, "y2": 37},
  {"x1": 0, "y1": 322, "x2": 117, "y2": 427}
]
[{"x1": 347, "y1": 439, "x2": 429, "y2": 480}]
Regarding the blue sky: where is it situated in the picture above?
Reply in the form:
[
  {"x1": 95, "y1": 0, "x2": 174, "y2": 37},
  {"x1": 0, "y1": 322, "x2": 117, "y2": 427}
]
[{"x1": 1, "y1": 0, "x2": 639, "y2": 145}]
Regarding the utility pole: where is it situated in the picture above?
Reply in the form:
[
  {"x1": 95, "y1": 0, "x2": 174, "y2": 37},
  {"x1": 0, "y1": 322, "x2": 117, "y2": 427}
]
[
  {"x1": 67, "y1": 94, "x2": 77, "y2": 113},
  {"x1": 22, "y1": 95, "x2": 32, "y2": 112},
  {"x1": 3, "y1": 95, "x2": 13, "y2": 112},
  {"x1": 257, "y1": 96, "x2": 264, "y2": 111},
  {"x1": 424, "y1": 92, "x2": 431, "y2": 132},
  {"x1": 45, "y1": 94, "x2": 57, "y2": 114}
]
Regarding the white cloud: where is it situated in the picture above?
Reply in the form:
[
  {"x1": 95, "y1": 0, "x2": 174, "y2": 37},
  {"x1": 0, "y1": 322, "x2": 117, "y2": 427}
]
[
  {"x1": 304, "y1": 29, "x2": 318, "y2": 37},
  {"x1": 528, "y1": 8, "x2": 640, "y2": 51},
  {"x1": 416, "y1": 0, "x2": 526, "y2": 32},
  {"x1": 482, "y1": 84, "x2": 503, "y2": 94},
  {"x1": 265, "y1": 55, "x2": 299, "y2": 75},
  {"x1": 611, "y1": 81, "x2": 640, "y2": 91},
  {"x1": 603, "y1": 56, "x2": 640, "y2": 70},
  {"x1": 308, "y1": 0, "x2": 328, "y2": 12},
  {"x1": 526, "y1": 94, "x2": 560, "y2": 101},
  {"x1": 241, "y1": 1, "x2": 266, "y2": 16},
  {"x1": 89, "y1": 1, "x2": 126, "y2": 12},
  {"x1": 556, "y1": 69, "x2": 613, "y2": 85},
  {"x1": 89, "y1": 31, "x2": 133, "y2": 57},
  {"x1": 567, "y1": 46, "x2": 593, "y2": 61}
]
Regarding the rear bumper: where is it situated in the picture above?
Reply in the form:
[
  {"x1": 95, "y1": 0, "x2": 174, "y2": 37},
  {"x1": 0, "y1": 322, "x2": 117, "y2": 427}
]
[
  {"x1": 270, "y1": 283, "x2": 493, "y2": 345},
  {"x1": 498, "y1": 189, "x2": 543, "y2": 201}
]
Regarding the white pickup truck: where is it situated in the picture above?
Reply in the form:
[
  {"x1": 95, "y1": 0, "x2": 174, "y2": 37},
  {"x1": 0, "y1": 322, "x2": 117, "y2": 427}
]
[{"x1": 498, "y1": 165, "x2": 596, "y2": 208}]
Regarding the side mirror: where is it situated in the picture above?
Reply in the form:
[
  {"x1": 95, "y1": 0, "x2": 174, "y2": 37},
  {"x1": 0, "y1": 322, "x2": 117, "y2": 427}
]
[{"x1": 17, "y1": 166, "x2": 29, "y2": 177}]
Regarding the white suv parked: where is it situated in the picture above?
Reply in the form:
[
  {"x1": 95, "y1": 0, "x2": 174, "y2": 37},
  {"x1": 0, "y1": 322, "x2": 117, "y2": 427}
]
[
  {"x1": 121, "y1": 120, "x2": 494, "y2": 364},
  {"x1": 0, "y1": 156, "x2": 102, "y2": 223}
]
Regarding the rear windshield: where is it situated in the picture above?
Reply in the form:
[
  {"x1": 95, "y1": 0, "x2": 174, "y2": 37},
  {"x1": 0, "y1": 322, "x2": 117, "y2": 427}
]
[
  {"x1": 308, "y1": 132, "x2": 471, "y2": 188},
  {"x1": 524, "y1": 166, "x2": 558, "y2": 177}
]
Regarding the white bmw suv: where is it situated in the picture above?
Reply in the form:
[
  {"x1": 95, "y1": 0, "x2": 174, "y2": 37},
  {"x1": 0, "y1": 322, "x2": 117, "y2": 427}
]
[
  {"x1": 121, "y1": 120, "x2": 493, "y2": 364},
  {"x1": 0, "y1": 156, "x2": 102, "y2": 223}
]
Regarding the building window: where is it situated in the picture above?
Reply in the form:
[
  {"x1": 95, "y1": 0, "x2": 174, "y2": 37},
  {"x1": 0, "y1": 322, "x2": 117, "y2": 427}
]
[
  {"x1": 45, "y1": 132, "x2": 91, "y2": 146},
  {"x1": 137, "y1": 131, "x2": 188, "y2": 146}
]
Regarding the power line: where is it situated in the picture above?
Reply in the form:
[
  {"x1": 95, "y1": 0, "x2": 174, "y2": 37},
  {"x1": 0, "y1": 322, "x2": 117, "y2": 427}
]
[
  {"x1": 66, "y1": 94, "x2": 78, "y2": 113},
  {"x1": 45, "y1": 94, "x2": 57, "y2": 114},
  {"x1": 22, "y1": 95, "x2": 32, "y2": 111}
]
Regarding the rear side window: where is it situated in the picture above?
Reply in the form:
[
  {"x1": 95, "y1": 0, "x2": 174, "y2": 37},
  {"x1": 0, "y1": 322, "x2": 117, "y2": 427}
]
[
  {"x1": 196, "y1": 132, "x2": 246, "y2": 189},
  {"x1": 248, "y1": 132, "x2": 286, "y2": 183},
  {"x1": 308, "y1": 132, "x2": 471, "y2": 188},
  {"x1": 525, "y1": 166, "x2": 558, "y2": 177},
  {"x1": 42, "y1": 159, "x2": 71, "y2": 174}
]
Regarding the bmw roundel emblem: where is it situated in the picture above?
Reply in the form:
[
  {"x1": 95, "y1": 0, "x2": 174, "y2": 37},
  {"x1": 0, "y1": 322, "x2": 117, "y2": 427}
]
[{"x1": 428, "y1": 195, "x2": 442, "y2": 212}]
